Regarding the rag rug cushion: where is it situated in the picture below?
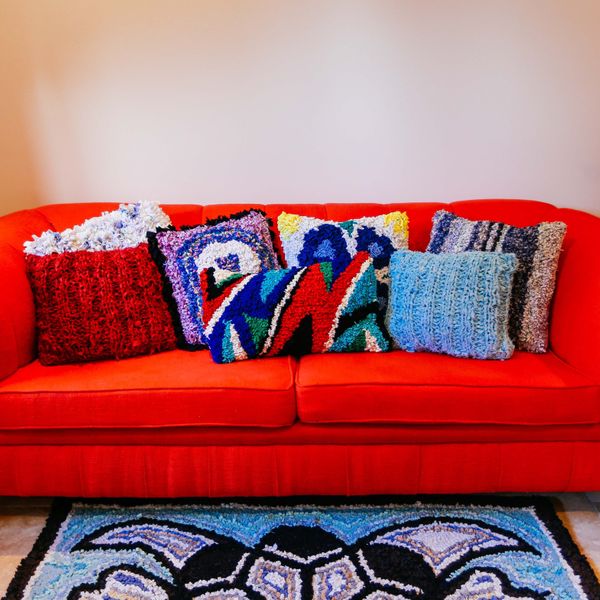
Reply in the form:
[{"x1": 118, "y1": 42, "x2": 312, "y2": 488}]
[
  {"x1": 426, "y1": 210, "x2": 566, "y2": 352},
  {"x1": 200, "y1": 252, "x2": 390, "y2": 362},
  {"x1": 388, "y1": 250, "x2": 517, "y2": 360},
  {"x1": 26, "y1": 245, "x2": 177, "y2": 365},
  {"x1": 23, "y1": 203, "x2": 171, "y2": 255},
  {"x1": 148, "y1": 210, "x2": 281, "y2": 349},
  {"x1": 6, "y1": 497, "x2": 600, "y2": 600},
  {"x1": 277, "y1": 210, "x2": 409, "y2": 309}
]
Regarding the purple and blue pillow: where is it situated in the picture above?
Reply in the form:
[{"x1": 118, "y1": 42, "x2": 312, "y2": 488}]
[{"x1": 148, "y1": 210, "x2": 281, "y2": 348}]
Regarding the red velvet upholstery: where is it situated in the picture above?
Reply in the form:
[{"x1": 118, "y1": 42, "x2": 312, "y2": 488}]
[
  {"x1": 0, "y1": 199, "x2": 598, "y2": 497},
  {"x1": 296, "y1": 351, "x2": 600, "y2": 426}
]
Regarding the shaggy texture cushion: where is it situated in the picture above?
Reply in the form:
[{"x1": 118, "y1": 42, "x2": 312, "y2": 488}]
[
  {"x1": 277, "y1": 211, "x2": 409, "y2": 308},
  {"x1": 388, "y1": 250, "x2": 517, "y2": 360},
  {"x1": 26, "y1": 245, "x2": 177, "y2": 365},
  {"x1": 148, "y1": 210, "x2": 281, "y2": 348},
  {"x1": 427, "y1": 210, "x2": 566, "y2": 352},
  {"x1": 23, "y1": 203, "x2": 171, "y2": 255},
  {"x1": 200, "y1": 252, "x2": 390, "y2": 363}
]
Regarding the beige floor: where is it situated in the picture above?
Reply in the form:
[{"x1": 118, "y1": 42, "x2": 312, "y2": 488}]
[{"x1": 0, "y1": 494, "x2": 599, "y2": 597}]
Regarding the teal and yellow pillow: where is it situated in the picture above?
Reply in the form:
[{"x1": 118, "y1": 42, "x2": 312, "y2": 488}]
[{"x1": 277, "y1": 211, "x2": 409, "y2": 309}]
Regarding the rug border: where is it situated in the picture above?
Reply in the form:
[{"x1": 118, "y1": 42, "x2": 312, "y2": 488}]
[
  {"x1": 4, "y1": 494, "x2": 600, "y2": 600},
  {"x1": 3, "y1": 498, "x2": 72, "y2": 600}
]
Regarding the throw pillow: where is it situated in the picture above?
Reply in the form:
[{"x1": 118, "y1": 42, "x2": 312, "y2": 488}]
[
  {"x1": 23, "y1": 203, "x2": 171, "y2": 255},
  {"x1": 388, "y1": 250, "x2": 517, "y2": 360},
  {"x1": 277, "y1": 211, "x2": 409, "y2": 308},
  {"x1": 200, "y1": 252, "x2": 390, "y2": 363},
  {"x1": 426, "y1": 210, "x2": 566, "y2": 352},
  {"x1": 26, "y1": 245, "x2": 177, "y2": 365},
  {"x1": 148, "y1": 210, "x2": 281, "y2": 348}
]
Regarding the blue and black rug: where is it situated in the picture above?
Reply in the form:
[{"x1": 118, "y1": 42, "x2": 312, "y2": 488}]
[{"x1": 5, "y1": 496, "x2": 600, "y2": 599}]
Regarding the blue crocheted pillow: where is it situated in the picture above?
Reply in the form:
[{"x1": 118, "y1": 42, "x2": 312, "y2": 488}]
[
  {"x1": 388, "y1": 250, "x2": 517, "y2": 360},
  {"x1": 277, "y1": 211, "x2": 409, "y2": 309}
]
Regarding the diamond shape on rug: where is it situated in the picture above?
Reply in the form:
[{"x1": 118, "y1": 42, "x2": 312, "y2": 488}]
[{"x1": 5, "y1": 497, "x2": 600, "y2": 600}]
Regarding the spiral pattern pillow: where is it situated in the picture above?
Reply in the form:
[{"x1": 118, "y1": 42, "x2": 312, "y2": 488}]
[
  {"x1": 148, "y1": 210, "x2": 281, "y2": 348},
  {"x1": 200, "y1": 252, "x2": 390, "y2": 363},
  {"x1": 388, "y1": 250, "x2": 517, "y2": 360},
  {"x1": 23, "y1": 203, "x2": 171, "y2": 255},
  {"x1": 26, "y1": 246, "x2": 176, "y2": 365},
  {"x1": 427, "y1": 210, "x2": 566, "y2": 352},
  {"x1": 277, "y1": 211, "x2": 409, "y2": 309}
]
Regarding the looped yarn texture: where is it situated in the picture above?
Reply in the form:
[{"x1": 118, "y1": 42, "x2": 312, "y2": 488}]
[
  {"x1": 26, "y1": 245, "x2": 177, "y2": 365},
  {"x1": 23, "y1": 203, "x2": 171, "y2": 256},
  {"x1": 427, "y1": 210, "x2": 566, "y2": 352},
  {"x1": 388, "y1": 250, "x2": 517, "y2": 360},
  {"x1": 277, "y1": 211, "x2": 409, "y2": 310},
  {"x1": 148, "y1": 210, "x2": 281, "y2": 348},
  {"x1": 200, "y1": 252, "x2": 390, "y2": 363}
]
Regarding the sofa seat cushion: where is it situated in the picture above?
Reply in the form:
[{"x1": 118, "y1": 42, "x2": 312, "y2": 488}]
[
  {"x1": 0, "y1": 350, "x2": 296, "y2": 429},
  {"x1": 296, "y1": 351, "x2": 600, "y2": 426}
]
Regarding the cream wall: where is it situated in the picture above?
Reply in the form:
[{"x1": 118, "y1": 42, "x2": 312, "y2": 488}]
[{"x1": 1, "y1": 0, "x2": 599, "y2": 215}]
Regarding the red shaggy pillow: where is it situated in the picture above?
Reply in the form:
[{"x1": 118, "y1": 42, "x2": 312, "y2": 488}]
[{"x1": 26, "y1": 245, "x2": 177, "y2": 365}]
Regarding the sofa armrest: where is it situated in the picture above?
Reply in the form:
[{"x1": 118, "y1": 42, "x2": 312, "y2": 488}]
[
  {"x1": 0, "y1": 209, "x2": 55, "y2": 380},
  {"x1": 0, "y1": 243, "x2": 37, "y2": 379},
  {"x1": 550, "y1": 208, "x2": 600, "y2": 381}
]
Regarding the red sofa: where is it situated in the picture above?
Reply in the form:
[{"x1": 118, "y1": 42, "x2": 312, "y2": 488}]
[{"x1": 0, "y1": 199, "x2": 598, "y2": 497}]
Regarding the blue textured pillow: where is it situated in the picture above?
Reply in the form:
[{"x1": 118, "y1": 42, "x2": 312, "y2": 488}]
[{"x1": 388, "y1": 250, "x2": 517, "y2": 360}]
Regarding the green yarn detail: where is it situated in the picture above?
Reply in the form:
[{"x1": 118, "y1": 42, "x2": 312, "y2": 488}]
[
  {"x1": 244, "y1": 314, "x2": 270, "y2": 347},
  {"x1": 216, "y1": 272, "x2": 245, "y2": 292},
  {"x1": 339, "y1": 220, "x2": 355, "y2": 236},
  {"x1": 341, "y1": 262, "x2": 376, "y2": 317},
  {"x1": 319, "y1": 262, "x2": 333, "y2": 291},
  {"x1": 346, "y1": 329, "x2": 366, "y2": 353},
  {"x1": 331, "y1": 314, "x2": 388, "y2": 353}
]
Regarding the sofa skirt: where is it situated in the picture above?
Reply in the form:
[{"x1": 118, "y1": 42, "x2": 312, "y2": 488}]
[{"x1": 0, "y1": 442, "x2": 598, "y2": 496}]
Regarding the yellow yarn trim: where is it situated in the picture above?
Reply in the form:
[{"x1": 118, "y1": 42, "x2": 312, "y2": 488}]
[
  {"x1": 278, "y1": 212, "x2": 302, "y2": 239},
  {"x1": 384, "y1": 211, "x2": 409, "y2": 237}
]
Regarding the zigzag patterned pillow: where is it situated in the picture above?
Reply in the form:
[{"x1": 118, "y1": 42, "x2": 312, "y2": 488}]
[{"x1": 200, "y1": 252, "x2": 390, "y2": 363}]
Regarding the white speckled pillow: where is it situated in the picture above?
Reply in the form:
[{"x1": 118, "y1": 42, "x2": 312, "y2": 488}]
[{"x1": 23, "y1": 203, "x2": 172, "y2": 256}]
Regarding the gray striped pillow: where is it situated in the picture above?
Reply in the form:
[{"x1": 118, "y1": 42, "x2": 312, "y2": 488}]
[{"x1": 427, "y1": 210, "x2": 566, "y2": 352}]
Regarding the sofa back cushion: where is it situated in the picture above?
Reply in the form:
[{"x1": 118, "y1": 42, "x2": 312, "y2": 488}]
[{"x1": 0, "y1": 200, "x2": 597, "y2": 379}]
